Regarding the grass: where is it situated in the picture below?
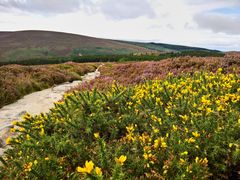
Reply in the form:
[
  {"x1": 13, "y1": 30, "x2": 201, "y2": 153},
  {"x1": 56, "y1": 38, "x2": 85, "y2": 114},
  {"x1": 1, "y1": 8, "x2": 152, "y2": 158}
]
[
  {"x1": 3, "y1": 48, "x2": 56, "y2": 62},
  {"x1": 0, "y1": 69, "x2": 239, "y2": 179},
  {"x1": 0, "y1": 62, "x2": 98, "y2": 108}
]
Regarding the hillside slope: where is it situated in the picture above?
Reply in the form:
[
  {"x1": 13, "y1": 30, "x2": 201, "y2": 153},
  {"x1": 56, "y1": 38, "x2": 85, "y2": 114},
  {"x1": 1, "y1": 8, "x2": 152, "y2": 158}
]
[
  {"x1": 0, "y1": 30, "x2": 153, "y2": 62},
  {"x1": 122, "y1": 41, "x2": 218, "y2": 52},
  {"x1": 0, "y1": 30, "x2": 220, "y2": 62}
]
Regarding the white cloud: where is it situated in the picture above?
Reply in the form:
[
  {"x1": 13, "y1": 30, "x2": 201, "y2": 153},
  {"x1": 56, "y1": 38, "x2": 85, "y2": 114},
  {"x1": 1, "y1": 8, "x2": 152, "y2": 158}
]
[
  {"x1": 187, "y1": 0, "x2": 240, "y2": 6},
  {"x1": 0, "y1": 0, "x2": 91, "y2": 14},
  {"x1": 194, "y1": 13, "x2": 240, "y2": 35},
  {"x1": 100, "y1": 0, "x2": 155, "y2": 20}
]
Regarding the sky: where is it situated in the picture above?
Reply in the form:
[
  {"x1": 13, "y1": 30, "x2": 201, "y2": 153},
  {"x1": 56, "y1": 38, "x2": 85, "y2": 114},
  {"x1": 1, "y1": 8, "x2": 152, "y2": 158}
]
[{"x1": 0, "y1": 0, "x2": 240, "y2": 51}]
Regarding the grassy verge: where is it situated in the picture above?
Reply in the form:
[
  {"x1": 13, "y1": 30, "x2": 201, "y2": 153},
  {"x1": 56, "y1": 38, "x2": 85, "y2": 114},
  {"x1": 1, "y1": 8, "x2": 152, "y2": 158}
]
[
  {"x1": 0, "y1": 62, "x2": 97, "y2": 108},
  {"x1": 0, "y1": 69, "x2": 239, "y2": 179}
]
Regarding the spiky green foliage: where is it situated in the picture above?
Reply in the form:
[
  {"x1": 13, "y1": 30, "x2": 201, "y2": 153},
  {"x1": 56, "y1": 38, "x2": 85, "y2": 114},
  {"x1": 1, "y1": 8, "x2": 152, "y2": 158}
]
[{"x1": 0, "y1": 70, "x2": 239, "y2": 179}]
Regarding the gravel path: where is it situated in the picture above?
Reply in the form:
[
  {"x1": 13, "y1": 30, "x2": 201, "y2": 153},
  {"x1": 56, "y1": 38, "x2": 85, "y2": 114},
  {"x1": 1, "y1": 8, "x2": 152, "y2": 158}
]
[{"x1": 0, "y1": 66, "x2": 101, "y2": 156}]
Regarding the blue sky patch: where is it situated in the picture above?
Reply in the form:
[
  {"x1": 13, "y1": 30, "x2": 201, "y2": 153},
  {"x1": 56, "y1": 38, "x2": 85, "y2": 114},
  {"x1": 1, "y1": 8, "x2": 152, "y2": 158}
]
[{"x1": 211, "y1": 7, "x2": 240, "y2": 15}]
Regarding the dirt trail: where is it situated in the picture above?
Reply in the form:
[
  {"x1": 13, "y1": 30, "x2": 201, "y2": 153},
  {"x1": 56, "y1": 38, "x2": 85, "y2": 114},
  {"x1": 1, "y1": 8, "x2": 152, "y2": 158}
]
[{"x1": 0, "y1": 66, "x2": 102, "y2": 156}]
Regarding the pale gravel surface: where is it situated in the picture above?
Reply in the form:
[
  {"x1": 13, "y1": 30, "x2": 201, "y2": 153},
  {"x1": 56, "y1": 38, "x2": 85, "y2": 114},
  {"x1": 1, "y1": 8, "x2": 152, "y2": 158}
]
[{"x1": 0, "y1": 66, "x2": 101, "y2": 156}]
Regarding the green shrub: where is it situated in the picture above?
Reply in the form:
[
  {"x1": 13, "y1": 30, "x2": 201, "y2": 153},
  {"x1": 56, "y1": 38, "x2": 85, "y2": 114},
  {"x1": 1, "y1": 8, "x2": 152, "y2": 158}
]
[{"x1": 0, "y1": 69, "x2": 239, "y2": 179}]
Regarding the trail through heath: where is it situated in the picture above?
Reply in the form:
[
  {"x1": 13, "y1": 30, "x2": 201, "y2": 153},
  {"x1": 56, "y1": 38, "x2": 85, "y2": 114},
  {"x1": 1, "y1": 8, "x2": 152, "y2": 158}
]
[{"x1": 0, "y1": 65, "x2": 102, "y2": 156}]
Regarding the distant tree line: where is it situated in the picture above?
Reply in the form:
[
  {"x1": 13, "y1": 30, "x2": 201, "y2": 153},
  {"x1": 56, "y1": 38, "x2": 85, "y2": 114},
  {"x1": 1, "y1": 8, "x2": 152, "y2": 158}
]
[{"x1": 0, "y1": 50, "x2": 224, "y2": 66}]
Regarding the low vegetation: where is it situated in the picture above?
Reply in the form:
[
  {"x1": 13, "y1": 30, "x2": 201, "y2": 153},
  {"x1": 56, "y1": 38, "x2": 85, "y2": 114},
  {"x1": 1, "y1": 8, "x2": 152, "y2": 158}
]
[
  {"x1": 0, "y1": 62, "x2": 97, "y2": 108},
  {"x1": 78, "y1": 55, "x2": 240, "y2": 91},
  {"x1": 123, "y1": 41, "x2": 216, "y2": 52},
  {"x1": 0, "y1": 50, "x2": 224, "y2": 66},
  {"x1": 0, "y1": 69, "x2": 239, "y2": 179},
  {"x1": 0, "y1": 53, "x2": 239, "y2": 179}
]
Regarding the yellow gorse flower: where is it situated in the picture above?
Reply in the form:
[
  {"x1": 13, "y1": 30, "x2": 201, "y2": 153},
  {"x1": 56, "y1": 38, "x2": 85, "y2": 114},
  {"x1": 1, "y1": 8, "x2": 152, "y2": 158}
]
[
  {"x1": 94, "y1": 132, "x2": 100, "y2": 139},
  {"x1": 11, "y1": 121, "x2": 18, "y2": 125},
  {"x1": 95, "y1": 167, "x2": 102, "y2": 176},
  {"x1": 180, "y1": 151, "x2": 188, "y2": 156},
  {"x1": 126, "y1": 124, "x2": 134, "y2": 132},
  {"x1": 24, "y1": 162, "x2": 33, "y2": 172},
  {"x1": 10, "y1": 128, "x2": 15, "y2": 133},
  {"x1": 26, "y1": 134, "x2": 31, "y2": 140},
  {"x1": 77, "y1": 160, "x2": 94, "y2": 174},
  {"x1": 192, "y1": 131, "x2": 200, "y2": 138},
  {"x1": 125, "y1": 124, "x2": 136, "y2": 142},
  {"x1": 201, "y1": 96, "x2": 211, "y2": 106},
  {"x1": 179, "y1": 115, "x2": 189, "y2": 122},
  {"x1": 40, "y1": 128, "x2": 45, "y2": 136},
  {"x1": 5, "y1": 137, "x2": 12, "y2": 145},
  {"x1": 180, "y1": 158, "x2": 186, "y2": 165},
  {"x1": 186, "y1": 137, "x2": 196, "y2": 143},
  {"x1": 115, "y1": 155, "x2": 127, "y2": 166},
  {"x1": 172, "y1": 125, "x2": 178, "y2": 132},
  {"x1": 195, "y1": 157, "x2": 208, "y2": 166},
  {"x1": 154, "y1": 137, "x2": 167, "y2": 149}
]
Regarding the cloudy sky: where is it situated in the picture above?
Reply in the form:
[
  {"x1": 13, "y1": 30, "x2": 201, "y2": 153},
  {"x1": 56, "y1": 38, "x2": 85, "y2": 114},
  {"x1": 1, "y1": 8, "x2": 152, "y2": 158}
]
[{"x1": 0, "y1": 0, "x2": 240, "y2": 51}]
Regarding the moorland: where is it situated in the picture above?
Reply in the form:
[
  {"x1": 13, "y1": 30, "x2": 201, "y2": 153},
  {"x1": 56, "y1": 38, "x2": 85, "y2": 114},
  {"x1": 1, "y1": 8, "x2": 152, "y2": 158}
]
[{"x1": 0, "y1": 31, "x2": 239, "y2": 179}]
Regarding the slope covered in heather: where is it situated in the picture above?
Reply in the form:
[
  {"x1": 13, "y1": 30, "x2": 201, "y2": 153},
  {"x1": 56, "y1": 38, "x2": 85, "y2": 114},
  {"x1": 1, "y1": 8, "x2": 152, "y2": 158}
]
[{"x1": 0, "y1": 30, "x2": 220, "y2": 63}]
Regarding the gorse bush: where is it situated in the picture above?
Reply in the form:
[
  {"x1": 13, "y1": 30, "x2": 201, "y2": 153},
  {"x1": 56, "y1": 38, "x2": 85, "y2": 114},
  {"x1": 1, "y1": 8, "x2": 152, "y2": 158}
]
[{"x1": 0, "y1": 69, "x2": 239, "y2": 179}]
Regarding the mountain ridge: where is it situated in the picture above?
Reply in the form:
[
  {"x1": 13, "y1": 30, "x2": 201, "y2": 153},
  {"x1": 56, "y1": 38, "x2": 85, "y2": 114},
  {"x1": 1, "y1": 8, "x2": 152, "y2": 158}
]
[{"x1": 0, "y1": 30, "x2": 219, "y2": 62}]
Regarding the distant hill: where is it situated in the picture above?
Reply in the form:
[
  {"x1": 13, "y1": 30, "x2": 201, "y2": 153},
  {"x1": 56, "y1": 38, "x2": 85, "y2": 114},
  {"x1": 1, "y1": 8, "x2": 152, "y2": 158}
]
[
  {"x1": 0, "y1": 30, "x2": 220, "y2": 62},
  {"x1": 123, "y1": 41, "x2": 216, "y2": 52}
]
